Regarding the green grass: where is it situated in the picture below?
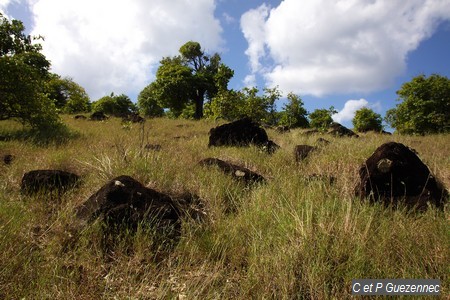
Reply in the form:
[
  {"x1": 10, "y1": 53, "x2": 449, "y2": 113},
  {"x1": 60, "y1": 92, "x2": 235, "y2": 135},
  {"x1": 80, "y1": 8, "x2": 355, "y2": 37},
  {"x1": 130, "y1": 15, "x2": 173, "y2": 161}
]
[{"x1": 0, "y1": 116, "x2": 449, "y2": 299}]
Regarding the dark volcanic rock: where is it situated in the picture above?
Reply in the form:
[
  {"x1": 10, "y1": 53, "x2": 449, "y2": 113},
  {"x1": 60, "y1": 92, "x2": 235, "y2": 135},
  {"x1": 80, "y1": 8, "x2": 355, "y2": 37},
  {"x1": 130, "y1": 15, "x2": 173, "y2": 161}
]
[
  {"x1": 316, "y1": 138, "x2": 330, "y2": 145},
  {"x1": 275, "y1": 126, "x2": 290, "y2": 133},
  {"x1": 90, "y1": 111, "x2": 108, "y2": 121},
  {"x1": 328, "y1": 122, "x2": 358, "y2": 137},
  {"x1": 21, "y1": 170, "x2": 80, "y2": 195},
  {"x1": 74, "y1": 115, "x2": 87, "y2": 120},
  {"x1": 3, "y1": 154, "x2": 14, "y2": 165},
  {"x1": 294, "y1": 145, "x2": 317, "y2": 162},
  {"x1": 123, "y1": 113, "x2": 145, "y2": 123},
  {"x1": 208, "y1": 118, "x2": 279, "y2": 153},
  {"x1": 199, "y1": 158, "x2": 265, "y2": 184},
  {"x1": 144, "y1": 144, "x2": 162, "y2": 151},
  {"x1": 355, "y1": 142, "x2": 448, "y2": 209},
  {"x1": 76, "y1": 176, "x2": 181, "y2": 233}
]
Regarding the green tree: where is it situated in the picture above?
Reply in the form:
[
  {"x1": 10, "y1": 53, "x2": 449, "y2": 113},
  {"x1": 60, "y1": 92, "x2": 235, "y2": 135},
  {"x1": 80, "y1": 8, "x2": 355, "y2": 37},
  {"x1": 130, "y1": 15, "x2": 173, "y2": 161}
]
[
  {"x1": 92, "y1": 93, "x2": 136, "y2": 117},
  {"x1": 137, "y1": 82, "x2": 164, "y2": 117},
  {"x1": 385, "y1": 74, "x2": 450, "y2": 134},
  {"x1": 309, "y1": 107, "x2": 337, "y2": 131},
  {"x1": 206, "y1": 89, "x2": 245, "y2": 121},
  {"x1": 46, "y1": 74, "x2": 90, "y2": 113},
  {"x1": 147, "y1": 41, "x2": 233, "y2": 119},
  {"x1": 278, "y1": 92, "x2": 309, "y2": 128},
  {"x1": 352, "y1": 107, "x2": 382, "y2": 132},
  {"x1": 238, "y1": 87, "x2": 281, "y2": 124},
  {"x1": 0, "y1": 13, "x2": 60, "y2": 130}
]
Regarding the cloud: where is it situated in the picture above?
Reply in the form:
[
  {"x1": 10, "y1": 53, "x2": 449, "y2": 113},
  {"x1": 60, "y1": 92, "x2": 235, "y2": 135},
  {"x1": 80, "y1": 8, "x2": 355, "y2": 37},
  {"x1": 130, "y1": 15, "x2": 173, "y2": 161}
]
[
  {"x1": 333, "y1": 98, "x2": 368, "y2": 123},
  {"x1": 241, "y1": 0, "x2": 450, "y2": 96},
  {"x1": 243, "y1": 74, "x2": 256, "y2": 87},
  {"x1": 27, "y1": 0, "x2": 223, "y2": 100},
  {"x1": 222, "y1": 12, "x2": 235, "y2": 24},
  {"x1": 240, "y1": 4, "x2": 269, "y2": 73}
]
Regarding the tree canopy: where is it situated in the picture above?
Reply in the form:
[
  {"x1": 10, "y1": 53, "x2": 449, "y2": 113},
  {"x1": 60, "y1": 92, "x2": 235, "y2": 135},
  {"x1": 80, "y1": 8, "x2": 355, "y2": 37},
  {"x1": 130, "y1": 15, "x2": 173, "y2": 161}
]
[
  {"x1": 0, "y1": 13, "x2": 61, "y2": 130},
  {"x1": 137, "y1": 82, "x2": 164, "y2": 117},
  {"x1": 46, "y1": 74, "x2": 91, "y2": 113},
  {"x1": 352, "y1": 107, "x2": 383, "y2": 132},
  {"x1": 140, "y1": 41, "x2": 233, "y2": 119},
  {"x1": 278, "y1": 92, "x2": 309, "y2": 128},
  {"x1": 92, "y1": 93, "x2": 136, "y2": 117},
  {"x1": 309, "y1": 107, "x2": 337, "y2": 131},
  {"x1": 385, "y1": 74, "x2": 450, "y2": 134}
]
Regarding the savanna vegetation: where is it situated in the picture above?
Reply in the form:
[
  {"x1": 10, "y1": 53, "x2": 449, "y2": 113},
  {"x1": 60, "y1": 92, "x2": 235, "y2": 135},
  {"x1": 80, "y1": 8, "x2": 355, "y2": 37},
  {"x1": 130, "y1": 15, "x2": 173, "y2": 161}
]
[
  {"x1": 1, "y1": 13, "x2": 449, "y2": 298},
  {"x1": 0, "y1": 116, "x2": 449, "y2": 299}
]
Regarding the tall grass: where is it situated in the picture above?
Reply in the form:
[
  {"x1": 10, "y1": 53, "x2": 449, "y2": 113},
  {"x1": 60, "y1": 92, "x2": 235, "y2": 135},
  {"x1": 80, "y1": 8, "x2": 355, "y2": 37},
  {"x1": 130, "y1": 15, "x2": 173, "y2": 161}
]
[{"x1": 0, "y1": 116, "x2": 448, "y2": 299}]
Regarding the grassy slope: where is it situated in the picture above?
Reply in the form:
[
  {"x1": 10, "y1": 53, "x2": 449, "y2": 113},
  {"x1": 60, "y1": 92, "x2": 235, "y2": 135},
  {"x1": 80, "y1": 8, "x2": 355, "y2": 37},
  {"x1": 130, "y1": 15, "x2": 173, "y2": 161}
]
[{"x1": 0, "y1": 116, "x2": 449, "y2": 299}]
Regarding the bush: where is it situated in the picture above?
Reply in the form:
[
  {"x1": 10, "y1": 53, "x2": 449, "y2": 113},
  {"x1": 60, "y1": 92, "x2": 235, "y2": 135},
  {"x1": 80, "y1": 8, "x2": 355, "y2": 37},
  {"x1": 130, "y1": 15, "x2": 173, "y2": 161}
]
[
  {"x1": 386, "y1": 74, "x2": 450, "y2": 134},
  {"x1": 352, "y1": 107, "x2": 383, "y2": 132},
  {"x1": 92, "y1": 93, "x2": 136, "y2": 117},
  {"x1": 309, "y1": 107, "x2": 337, "y2": 131}
]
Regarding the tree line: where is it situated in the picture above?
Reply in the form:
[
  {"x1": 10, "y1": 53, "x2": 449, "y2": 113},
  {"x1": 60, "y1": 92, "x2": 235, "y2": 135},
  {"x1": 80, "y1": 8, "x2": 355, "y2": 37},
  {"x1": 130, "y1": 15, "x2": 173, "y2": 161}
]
[{"x1": 1, "y1": 13, "x2": 449, "y2": 135}]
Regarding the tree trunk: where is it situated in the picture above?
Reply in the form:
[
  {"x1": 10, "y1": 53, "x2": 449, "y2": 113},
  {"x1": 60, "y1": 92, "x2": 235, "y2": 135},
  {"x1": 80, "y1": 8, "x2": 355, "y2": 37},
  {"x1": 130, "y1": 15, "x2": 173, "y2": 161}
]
[{"x1": 194, "y1": 90, "x2": 205, "y2": 119}]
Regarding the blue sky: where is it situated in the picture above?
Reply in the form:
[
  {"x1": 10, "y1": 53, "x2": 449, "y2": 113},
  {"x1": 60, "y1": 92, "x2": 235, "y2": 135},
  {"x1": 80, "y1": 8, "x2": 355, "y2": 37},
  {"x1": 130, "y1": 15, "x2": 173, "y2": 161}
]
[{"x1": 1, "y1": 0, "x2": 450, "y2": 129}]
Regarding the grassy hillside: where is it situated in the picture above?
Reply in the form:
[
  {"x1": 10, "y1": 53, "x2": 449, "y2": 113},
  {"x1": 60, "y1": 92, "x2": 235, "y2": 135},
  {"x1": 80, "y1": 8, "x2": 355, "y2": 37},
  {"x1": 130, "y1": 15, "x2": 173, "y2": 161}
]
[{"x1": 0, "y1": 116, "x2": 448, "y2": 299}]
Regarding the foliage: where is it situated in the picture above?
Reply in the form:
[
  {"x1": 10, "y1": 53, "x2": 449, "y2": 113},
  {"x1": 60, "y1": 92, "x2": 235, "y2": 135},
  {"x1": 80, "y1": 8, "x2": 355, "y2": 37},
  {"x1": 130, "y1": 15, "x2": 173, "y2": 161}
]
[
  {"x1": 205, "y1": 89, "x2": 245, "y2": 121},
  {"x1": 0, "y1": 13, "x2": 62, "y2": 130},
  {"x1": 92, "y1": 93, "x2": 136, "y2": 117},
  {"x1": 278, "y1": 92, "x2": 309, "y2": 128},
  {"x1": 143, "y1": 41, "x2": 233, "y2": 119},
  {"x1": 0, "y1": 116, "x2": 448, "y2": 298},
  {"x1": 241, "y1": 87, "x2": 281, "y2": 124},
  {"x1": 46, "y1": 74, "x2": 90, "y2": 113},
  {"x1": 352, "y1": 107, "x2": 383, "y2": 132},
  {"x1": 137, "y1": 82, "x2": 164, "y2": 117},
  {"x1": 385, "y1": 74, "x2": 450, "y2": 134},
  {"x1": 206, "y1": 86, "x2": 281, "y2": 124},
  {"x1": 309, "y1": 107, "x2": 337, "y2": 130}
]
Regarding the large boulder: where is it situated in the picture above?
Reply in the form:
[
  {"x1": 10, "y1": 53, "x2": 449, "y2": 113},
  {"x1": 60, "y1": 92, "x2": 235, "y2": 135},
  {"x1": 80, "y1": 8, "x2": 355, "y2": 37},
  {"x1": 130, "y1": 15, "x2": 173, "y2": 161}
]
[
  {"x1": 90, "y1": 111, "x2": 108, "y2": 121},
  {"x1": 21, "y1": 170, "x2": 80, "y2": 195},
  {"x1": 355, "y1": 142, "x2": 448, "y2": 209},
  {"x1": 328, "y1": 122, "x2": 358, "y2": 137},
  {"x1": 208, "y1": 118, "x2": 279, "y2": 153},
  {"x1": 294, "y1": 145, "x2": 317, "y2": 162},
  {"x1": 199, "y1": 158, "x2": 265, "y2": 184},
  {"x1": 3, "y1": 154, "x2": 14, "y2": 165},
  {"x1": 76, "y1": 176, "x2": 181, "y2": 234},
  {"x1": 123, "y1": 113, "x2": 145, "y2": 123}
]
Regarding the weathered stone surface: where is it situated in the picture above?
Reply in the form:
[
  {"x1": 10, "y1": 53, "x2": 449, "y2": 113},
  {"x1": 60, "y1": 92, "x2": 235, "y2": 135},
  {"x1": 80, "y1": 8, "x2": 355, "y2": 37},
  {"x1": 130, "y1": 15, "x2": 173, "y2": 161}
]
[
  {"x1": 328, "y1": 122, "x2": 358, "y2": 137},
  {"x1": 199, "y1": 158, "x2": 265, "y2": 184},
  {"x1": 208, "y1": 118, "x2": 279, "y2": 153},
  {"x1": 355, "y1": 142, "x2": 448, "y2": 209},
  {"x1": 76, "y1": 176, "x2": 180, "y2": 233},
  {"x1": 316, "y1": 138, "x2": 330, "y2": 145},
  {"x1": 3, "y1": 154, "x2": 13, "y2": 165},
  {"x1": 294, "y1": 145, "x2": 317, "y2": 162},
  {"x1": 90, "y1": 111, "x2": 108, "y2": 121},
  {"x1": 144, "y1": 144, "x2": 162, "y2": 151},
  {"x1": 21, "y1": 170, "x2": 80, "y2": 195},
  {"x1": 123, "y1": 113, "x2": 145, "y2": 123},
  {"x1": 276, "y1": 126, "x2": 290, "y2": 133}
]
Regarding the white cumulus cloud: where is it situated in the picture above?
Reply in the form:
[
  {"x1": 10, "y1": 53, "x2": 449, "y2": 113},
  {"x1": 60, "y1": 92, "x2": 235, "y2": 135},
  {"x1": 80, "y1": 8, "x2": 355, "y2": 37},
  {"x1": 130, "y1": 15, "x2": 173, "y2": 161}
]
[
  {"x1": 333, "y1": 98, "x2": 368, "y2": 123},
  {"x1": 241, "y1": 0, "x2": 450, "y2": 96},
  {"x1": 27, "y1": 0, "x2": 223, "y2": 100}
]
